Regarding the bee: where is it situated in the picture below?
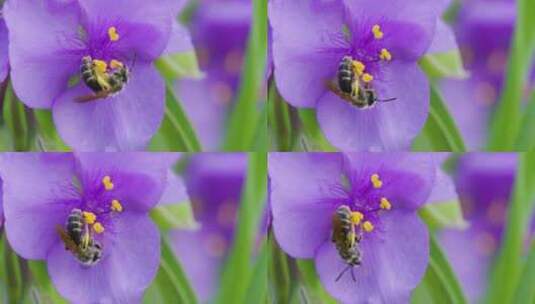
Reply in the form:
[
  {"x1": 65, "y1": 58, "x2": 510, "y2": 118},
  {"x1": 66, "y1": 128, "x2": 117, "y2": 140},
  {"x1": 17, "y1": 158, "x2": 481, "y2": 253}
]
[
  {"x1": 327, "y1": 56, "x2": 396, "y2": 109},
  {"x1": 56, "y1": 208, "x2": 103, "y2": 266},
  {"x1": 77, "y1": 56, "x2": 129, "y2": 103},
  {"x1": 331, "y1": 205, "x2": 362, "y2": 282}
]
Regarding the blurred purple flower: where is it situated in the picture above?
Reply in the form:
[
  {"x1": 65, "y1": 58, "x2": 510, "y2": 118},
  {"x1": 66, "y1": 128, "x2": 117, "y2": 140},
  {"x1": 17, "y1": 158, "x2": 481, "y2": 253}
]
[
  {"x1": 171, "y1": 153, "x2": 247, "y2": 302},
  {"x1": 269, "y1": 0, "x2": 453, "y2": 151},
  {"x1": 0, "y1": 153, "x2": 179, "y2": 303},
  {"x1": 0, "y1": 14, "x2": 8, "y2": 83},
  {"x1": 3, "y1": 0, "x2": 191, "y2": 151},
  {"x1": 441, "y1": 0, "x2": 530, "y2": 149},
  {"x1": 177, "y1": 0, "x2": 251, "y2": 150},
  {"x1": 269, "y1": 153, "x2": 436, "y2": 303},
  {"x1": 440, "y1": 153, "x2": 517, "y2": 302},
  {"x1": 0, "y1": 177, "x2": 3, "y2": 230}
]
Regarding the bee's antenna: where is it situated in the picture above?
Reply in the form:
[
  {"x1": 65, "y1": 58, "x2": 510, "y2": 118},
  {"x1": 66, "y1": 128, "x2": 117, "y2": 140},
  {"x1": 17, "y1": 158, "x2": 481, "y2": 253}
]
[
  {"x1": 378, "y1": 97, "x2": 397, "y2": 103},
  {"x1": 335, "y1": 265, "x2": 353, "y2": 282}
]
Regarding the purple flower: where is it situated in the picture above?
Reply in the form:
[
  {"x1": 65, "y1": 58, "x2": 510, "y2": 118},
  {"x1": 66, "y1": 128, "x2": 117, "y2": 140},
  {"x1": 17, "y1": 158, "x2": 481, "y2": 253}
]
[
  {"x1": 0, "y1": 13, "x2": 8, "y2": 83},
  {"x1": 269, "y1": 152, "x2": 436, "y2": 303},
  {"x1": 0, "y1": 153, "x2": 179, "y2": 302},
  {"x1": 440, "y1": 153, "x2": 517, "y2": 302},
  {"x1": 441, "y1": 0, "x2": 527, "y2": 150},
  {"x1": 269, "y1": 0, "x2": 451, "y2": 151},
  {"x1": 177, "y1": 0, "x2": 251, "y2": 150},
  {"x1": 0, "y1": 177, "x2": 3, "y2": 230},
  {"x1": 171, "y1": 153, "x2": 247, "y2": 302},
  {"x1": 3, "y1": 0, "x2": 191, "y2": 151}
]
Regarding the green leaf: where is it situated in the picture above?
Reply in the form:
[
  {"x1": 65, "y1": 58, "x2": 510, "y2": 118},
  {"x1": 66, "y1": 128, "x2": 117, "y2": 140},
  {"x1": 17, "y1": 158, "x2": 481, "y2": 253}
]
[
  {"x1": 268, "y1": 83, "x2": 296, "y2": 151},
  {"x1": 216, "y1": 153, "x2": 267, "y2": 303},
  {"x1": 268, "y1": 235, "x2": 296, "y2": 304},
  {"x1": 27, "y1": 261, "x2": 68, "y2": 304},
  {"x1": 295, "y1": 260, "x2": 337, "y2": 304},
  {"x1": 144, "y1": 236, "x2": 198, "y2": 304},
  {"x1": 2, "y1": 83, "x2": 31, "y2": 151},
  {"x1": 484, "y1": 152, "x2": 535, "y2": 304},
  {"x1": 419, "y1": 200, "x2": 468, "y2": 230},
  {"x1": 243, "y1": 241, "x2": 269, "y2": 304},
  {"x1": 512, "y1": 241, "x2": 535, "y2": 304},
  {"x1": 155, "y1": 51, "x2": 203, "y2": 81},
  {"x1": 2, "y1": 236, "x2": 25, "y2": 304},
  {"x1": 487, "y1": 0, "x2": 535, "y2": 150},
  {"x1": 150, "y1": 202, "x2": 199, "y2": 231},
  {"x1": 515, "y1": 89, "x2": 535, "y2": 150},
  {"x1": 412, "y1": 84, "x2": 466, "y2": 152},
  {"x1": 411, "y1": 234, "x2": 467, "y2": 304},
  {"x1": 149, "y1": 83, "x2": 202, "y2": 151},
  {"x1": 223, "y1": 0, "x2": 267, "y2": 151},
  {"x1": 420, "y1": 50, "x2": 468, "y2": 79},
  {"x1": 33, "y1": 109, "x2": 70, "y2": 151},
  {"x1": 297, "y1": 109, "x2": 337, "y2": 152}
]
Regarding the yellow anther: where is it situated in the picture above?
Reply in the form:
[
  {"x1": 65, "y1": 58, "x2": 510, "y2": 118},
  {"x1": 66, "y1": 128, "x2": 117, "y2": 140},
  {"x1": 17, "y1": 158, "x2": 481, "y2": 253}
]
[
  {"x1": 92, "y1": 60, "x2": 108, "y2": 74},
  {"x1": 372, "y1": 24, "x2": 384, "y2": 39},
  {"x1": 362, "y1": 73, "x2": 374, "y2": 83},
  {"x1": 351, "y1": 211, "x2": 364, "y2": 225},
  {"x1": 370, "y1": 173, "x2": 383, "y2": 188},
  {"x1": 93, "y1": 222, "x2": 105, "y2": 234},
  {"x1": 380, "y1": 48, "x2": 392, "y2": 61},
  {"x1": 111, "y1": 199, "x2": 123, "y2": 212},
  {"x1": 352, "y1": 60, "x2": 366, "y2": 76},
  {"x1": 110, "y1": 59, "x2": 124, "y2": 69},
  {"x1": 102, "y1": 175, "x2": 114, "y2": 191},
  {"x1": 363, "y1": 221, "x2": 374, "y2": 232},
  {"x1": 380, "y1": 197, "x2": 392, "y2": 210},
  {"x1": 82, "y1": 211, "x2": 97, "y2": 225},
  {"x1": 108, "y1": 26, "x2": 120, "y2": 42}
]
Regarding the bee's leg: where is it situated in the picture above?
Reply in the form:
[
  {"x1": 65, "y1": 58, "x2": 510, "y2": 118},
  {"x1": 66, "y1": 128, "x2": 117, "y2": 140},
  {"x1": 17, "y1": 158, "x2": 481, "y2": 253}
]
[
  {"x1": 350, "y1": 267, "x2": 356, "y2": 282},
  {"x1": 335, "y1": 265, "x2": 352, "y2": 282}
]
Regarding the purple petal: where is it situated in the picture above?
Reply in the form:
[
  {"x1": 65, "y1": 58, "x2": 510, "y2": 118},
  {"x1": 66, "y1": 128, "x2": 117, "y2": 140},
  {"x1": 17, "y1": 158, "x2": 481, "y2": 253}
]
[
  {"x1": 162, "y1": 22, "x2": 193, "y2": 56},
  {"x1": 269, "y1": 153, "x2": 343, "y2": 257},
  {"x1": 159, "y1": 172, "x2": 189, "y2": 206},
  {"x1": 0, "y1": 17, "x2": 8, "y2": 82},
  {"x1": 427, "y1": 19, "x2": 458, "y2": 54},
  {"x1": 53, "y1": 63, "x2": 165, "y2": 151},
  {"x1": 315, "y1": 210, "x2": 429, "y2": 303},
  {"x1": 344, "y1": 153, "x2": 436, "y2": 210},
  {"x1": 317, "y1": 62, "x2": 429, "y2": 151},
  {"x1": 3, "y1": 0, "x2": 82, "y2": 108},
  {"x1": 78, "y1": 0, "x2": 179, "y2": 61},
  {"x1": 75, "y1": 153, "x2": 177, "y2": 212},
  {"x1": 269, "y1": 0, "x2": 347, "y2": 107},
  {"x1": 343, "y1": 0, "x2": 438, "y2": 58},
  {"x1": 47, "y1": 212, "x2": 160, "y2": 303},
  {"x1": 0, "y1": 153, "x2": 76, "y2": 259},
  {"x1": 427, "y1": 153, "x2": 458, "y2": 204}
]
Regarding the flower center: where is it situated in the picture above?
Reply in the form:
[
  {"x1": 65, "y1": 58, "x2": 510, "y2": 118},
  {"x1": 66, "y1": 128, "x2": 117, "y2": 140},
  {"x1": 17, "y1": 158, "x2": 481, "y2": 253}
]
[
  {"x1": 78, "y1": 49, "x2": 129, "y2": 102},
  {"x1": 329, "y1": 24, "x2": 396, "y2": 109},
  {"x1": 57, "y1": 175, "x2": 124, "y2": 266}
]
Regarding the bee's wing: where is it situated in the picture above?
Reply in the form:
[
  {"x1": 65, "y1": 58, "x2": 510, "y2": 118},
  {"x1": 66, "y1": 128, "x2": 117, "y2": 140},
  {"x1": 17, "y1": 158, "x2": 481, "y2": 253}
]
[
  {"x1": 56, "y1": 225, "x2": 81, "y2": 254},
  {"x1": 75, "y1": 91, "x2": 110, "y2": 103}
]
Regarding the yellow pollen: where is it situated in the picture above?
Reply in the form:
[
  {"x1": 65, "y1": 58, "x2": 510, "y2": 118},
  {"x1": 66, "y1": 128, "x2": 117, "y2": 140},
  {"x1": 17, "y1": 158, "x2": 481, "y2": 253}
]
[
  {"x1": 372, "y1": 24, "x2": 384, "y2": 39},
  {"x1": 92, "y1": 60, "x2": 108, "y2": 74},
  {"x1": 351, "y1": 211, "x2": 364, "y2": 225},
  {"x1": 380, "y1": 197, "x2": 392, "y2": 210},
  {"x1": 370, "y1": 173, "x2": 383, "y2": 188},
  {"x1": 93, "y1": 222, "x2": 105, "y2": 234},
  {"x1": 380, "y1": 48, "x2": 392, "y2": 61},
  {"x1": 102, "y1": 175, "x2": 114, "y2": 191},
  {"x1": 363, "y1": 221, "x2": 374, "y2": 232},
  {"x1": 362, "y1": 73, "x2": 374, "y2": 83},
  {"x1": 111, "y1": 199, "x2": 123, "y2": 212},
  {"x1": 110, "y1": 59, "x2": 124, "y2": 69},
  {"x1": 108, "y1": 26, "x2": 120, "y2": 42},
  {"x1": 352, "y1": 60, "x2": 366, "y2": 76},
  {"x1": 82, "y1": 211, "x2": 97, "y2": 225}
]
